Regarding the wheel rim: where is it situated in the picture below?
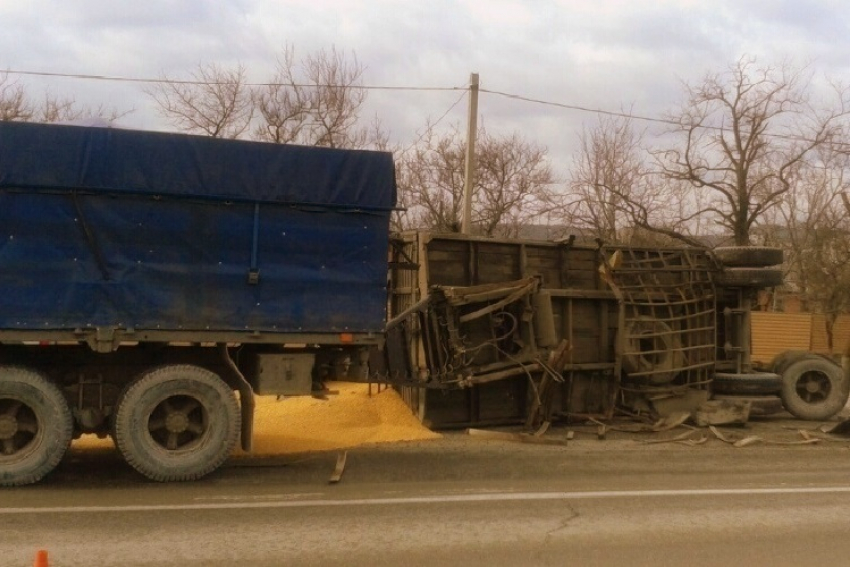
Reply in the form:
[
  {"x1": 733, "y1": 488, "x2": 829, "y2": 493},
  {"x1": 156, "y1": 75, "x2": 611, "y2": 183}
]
[
  {"x1": 0, "y1": 396, "x2": 40, "y2": 460},
  {"x1": 795, "y1": 371, "x2": 831, "y2": 404},
  {"x1": 146, "y1": 394, "x2": 209, "y2": 452}
]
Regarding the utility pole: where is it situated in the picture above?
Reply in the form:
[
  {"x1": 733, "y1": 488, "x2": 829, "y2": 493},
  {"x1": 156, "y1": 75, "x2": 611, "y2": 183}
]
[{"x1": 461, "y1": 72, "x2": 479, "y2": 235}]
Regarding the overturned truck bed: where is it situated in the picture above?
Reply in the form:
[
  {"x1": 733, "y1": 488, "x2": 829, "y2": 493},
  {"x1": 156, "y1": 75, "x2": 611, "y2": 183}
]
[{"x1": 386, "y1": 232, "x2": 719, "y2": 428}]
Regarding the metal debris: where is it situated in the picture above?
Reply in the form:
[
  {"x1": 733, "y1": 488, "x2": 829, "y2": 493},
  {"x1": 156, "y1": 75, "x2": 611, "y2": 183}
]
[{"x1": 328, "y1": 451, "x2": 348, "y2": 484}]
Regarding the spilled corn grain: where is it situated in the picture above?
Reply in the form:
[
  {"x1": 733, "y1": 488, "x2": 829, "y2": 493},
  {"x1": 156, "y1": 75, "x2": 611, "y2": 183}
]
[
  {"x1": 246, "y1": 382, "x2": 440, "y2": 455},
  {"x1": 73, "y1": 382, "x2": 440, "y2": 455}
]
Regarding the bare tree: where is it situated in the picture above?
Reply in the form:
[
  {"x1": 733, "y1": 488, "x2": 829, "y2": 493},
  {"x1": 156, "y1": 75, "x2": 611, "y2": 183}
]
[
  {"x1": 36, "y1": 92, "x2": 83, "y2": 123},
  {"x1": 147, "y1": 62, "x2": 253, "y2": 138},
  {"x1": 568, "y1": 114, "x2": 706, "y2": 246},
  {"x1": 253, "y1": 46, "x2": 373, "y2": 148},
  {"x1": 778, "y1": 154, "x2": 850, "y2": 347},
  {"x1": 34, "y1": 91, "x2": 130, "y2": 124},
  {"x1": 397, "y1": 124, "x2": 555, "y2": 236},
  {"x1": 476, "y1": 131, "x2": 556, "y2": 237},
  {"x1": 655, "y1": 56, "x2": 849, "y2": 245},
  {"x1": 395, "y1": 124, "x2": 464, "y2": 232},
  {"x1": 1, "y1": 73, "x2": 130, "y2": 124},
  {"x1": 0, "y1": 72, "x2": 34, "y2": 121},
  {"x1": 569, "y1": 115, "x2": 646, "y2": 243}
]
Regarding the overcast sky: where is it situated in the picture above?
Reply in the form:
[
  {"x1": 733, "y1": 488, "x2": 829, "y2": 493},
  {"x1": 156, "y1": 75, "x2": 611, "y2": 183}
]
[{"x1": 2, "y1": 0, "x2": 849, "y2": 177}]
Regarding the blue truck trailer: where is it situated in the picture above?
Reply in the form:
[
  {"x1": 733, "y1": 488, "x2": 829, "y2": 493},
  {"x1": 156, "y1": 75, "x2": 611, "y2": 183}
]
[{"x1": 0, "y1": 121, "x2": 396, "y2": 485}]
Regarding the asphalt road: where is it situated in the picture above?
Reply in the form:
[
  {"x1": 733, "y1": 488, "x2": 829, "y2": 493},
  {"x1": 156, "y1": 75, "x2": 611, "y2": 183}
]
[{"x1": 4, "y1": 420, "x2": 850, "y2": 566}]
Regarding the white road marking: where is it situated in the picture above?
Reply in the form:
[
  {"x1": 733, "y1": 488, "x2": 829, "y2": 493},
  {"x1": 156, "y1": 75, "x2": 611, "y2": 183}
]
[{"x1": 3, "y1": 486, "x2": 850, "y2": 515}]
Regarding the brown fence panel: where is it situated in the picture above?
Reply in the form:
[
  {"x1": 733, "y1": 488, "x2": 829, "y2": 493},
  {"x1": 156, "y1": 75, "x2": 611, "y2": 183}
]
[{"x1": 750, "y1": 312, "x2": 811, "y2": 364}]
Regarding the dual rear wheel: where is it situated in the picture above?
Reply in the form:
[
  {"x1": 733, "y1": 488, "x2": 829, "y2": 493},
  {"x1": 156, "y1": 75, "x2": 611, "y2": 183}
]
[
  {"x1": 0, "y1": 364, "x2": 240, "y2": 486},
  {"x1": 113, "y1": 365, "x2": 241, "y2": 482},
  {"x1": 0, "y1": 367, "x2": 73, "y2": 487}
]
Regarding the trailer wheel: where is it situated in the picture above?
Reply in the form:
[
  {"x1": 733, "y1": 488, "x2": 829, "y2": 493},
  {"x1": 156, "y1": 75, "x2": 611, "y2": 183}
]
[
  {"x1": 780, "y1": 358, "x2": 849, "y2": 421},
  {"x1": 113, "y1": 365, "x2": 240, "y2": 482},
  {"x1": 0, "y1": 366, "x2": 73, "y2": 487},
  {"x1": 716, "y1": 267, "x2": 784, "y2": 288},
  {"x1": 622, "y1": 317, "x2": 683, "y2": 384},
  {"x1": 712, "y1": 372, "x2": 782, "y2": 396},
  {"x1": 770, "y1": 350, "x2": 819, "y2": 376},
  {"x1": 714, "y1": 246, "x2": 784, "y2": 267}
]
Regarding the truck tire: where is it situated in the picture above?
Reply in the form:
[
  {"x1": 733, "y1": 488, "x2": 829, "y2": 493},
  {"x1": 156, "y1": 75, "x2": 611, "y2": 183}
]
[
  {"x1": 769, "y1": 350, "x2": 819, "y2": 376},
  {"x1": 714, "y1": 246, "x2": 784, "y2": 267},
  {"x1": 780, "y1": 358, "x2": 849, "y2": 421},
  {"x1": 621, "y1": 317, "x2": 683, "y2": 384},
  {"x1": 716, "y1": 267, "x2": 783, "y2": 288},
  {"x1": 712, "y1": 372, "x2": 782, "y2": 395},
  {"x1": 0, "y1": 366, "x2": 73, "y2": 487},
  {"x1": 113, "y1": 365, "x2": 240, "y2": 482}
]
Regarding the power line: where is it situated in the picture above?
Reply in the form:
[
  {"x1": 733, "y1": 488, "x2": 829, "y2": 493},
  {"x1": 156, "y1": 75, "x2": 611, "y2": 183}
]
[
  {"x1": 481, "y1": 88, "x2": 681, "y2": 127},
  {"x1": 1, "y1": 69, "x2": 463, "y2": 92},
  {"x1": 5, "y1": 67, "x2": 847, "y2": 149},
  {"x1": 0, "y1": 68, "x2": 794, "y2": 129},
  {"x1": 482, "y1": 87, "x2": 850, "y2": 149},
  {"x1": 398, "y1": 89, "x2": 468, "y2": 159}
]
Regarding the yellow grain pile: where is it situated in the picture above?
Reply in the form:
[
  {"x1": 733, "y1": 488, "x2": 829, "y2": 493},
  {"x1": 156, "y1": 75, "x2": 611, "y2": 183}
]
[
  {"x1": 73, "y1": 382, "x2": 440, "y2": 455},
  {"x1": 244, "y1": 382, "x2": 440, "y2": 455}
]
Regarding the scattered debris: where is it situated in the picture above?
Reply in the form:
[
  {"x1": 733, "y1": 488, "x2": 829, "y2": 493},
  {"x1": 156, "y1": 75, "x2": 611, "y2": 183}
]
[
  {"x1": 732, "y1": 436, "x2": 763, "y2": 448},
  {"x1": 680, "y1": 434, "x2": 709, "y2": 446},
  {"x1": 820, "y1": 419, "x2": 850, "y2": 436},
  {"x1": 588, "y1": 412, "x2": 691, "y2": 434},
  {"x1": 470, "y1": 410, "x2": 846, "y2": 450},
  {"x1": 709, "y1": 425, "x2": 738, "y2": 444},
  {"x1": 651, "y1": 389, "x2": 711, "y2": 418},
  {"x1": 785, "y1": 427, "x2": 850, "y2": 443},
  {"x1": 653, "y1": 411, "x2": 692, "y2": 432},
  {"x1": 694, "y1": 399, "x2": 751, "y2": 427},
  {"x1": 710, "y1": 425, "x2": 822, "y2": 447},
  {"x1": 526, "y1": 340, "x2": 571, "y2": 429},
  {"x1": 641, "y1": 430, "x2": 702, "y2": 445},
  {"x1": 596, "y1": 424, "x2": 607, "y2": 440},
  {"x1": 533, "y1": 421, "x2": 551, "y2": 437},
  {"x1": 328, "y1": 451, "x2": 348, "y2": 484}
]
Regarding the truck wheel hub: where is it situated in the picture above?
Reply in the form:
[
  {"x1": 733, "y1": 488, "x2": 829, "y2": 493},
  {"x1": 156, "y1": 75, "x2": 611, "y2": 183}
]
[
  {"x1": 165, "y1": 413, "x2": 189, "y2": 433},
  {"x1": 802, "y1": 375, "x2": 826, "y2": 394},
  {"x1": 0, "y1": 415, "x2": 17, "y2": 439}
]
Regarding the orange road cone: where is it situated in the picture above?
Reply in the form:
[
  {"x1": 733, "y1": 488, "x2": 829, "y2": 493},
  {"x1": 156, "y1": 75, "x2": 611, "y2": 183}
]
[{"x1": 33, "y1": 550, "x2": 49, "y2": 567}]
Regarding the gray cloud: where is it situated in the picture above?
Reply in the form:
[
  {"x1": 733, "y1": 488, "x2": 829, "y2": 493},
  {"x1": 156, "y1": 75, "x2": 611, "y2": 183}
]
[{"x1": 1, "y1": 0, "x2": 848, "y2": 173}]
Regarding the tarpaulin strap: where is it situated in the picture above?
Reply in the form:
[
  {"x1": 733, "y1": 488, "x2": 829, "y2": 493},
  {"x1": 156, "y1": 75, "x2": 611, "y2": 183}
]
[{"x1": 248, "y1": 203, "x2": 260, "y2": 284}]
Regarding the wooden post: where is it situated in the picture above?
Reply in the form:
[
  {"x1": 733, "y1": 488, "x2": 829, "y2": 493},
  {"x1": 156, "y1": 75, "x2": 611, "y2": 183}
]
[{"x1": 461, "y1": 73, "x2": 479, "y2": 235}]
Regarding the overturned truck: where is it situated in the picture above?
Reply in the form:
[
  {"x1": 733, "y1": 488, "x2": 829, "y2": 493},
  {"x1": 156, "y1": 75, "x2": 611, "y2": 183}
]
[{"x1": 384, "y1": 233, "x2": 848, "y2": 428}]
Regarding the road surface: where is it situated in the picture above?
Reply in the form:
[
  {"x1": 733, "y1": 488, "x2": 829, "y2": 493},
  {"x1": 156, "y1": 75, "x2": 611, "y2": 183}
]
[{"x1": 3, "y1": 421, "x2": 850, "y2": 566}]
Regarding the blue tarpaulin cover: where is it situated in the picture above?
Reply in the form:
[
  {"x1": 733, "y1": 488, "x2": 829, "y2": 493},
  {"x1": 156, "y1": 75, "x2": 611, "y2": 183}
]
[{"x1": 0, "y1": 122, "x2": 396, "y2": 334}]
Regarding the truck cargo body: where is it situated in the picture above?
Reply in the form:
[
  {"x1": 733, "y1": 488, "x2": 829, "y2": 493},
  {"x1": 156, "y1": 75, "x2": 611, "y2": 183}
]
[
  {"x1": 0, "y1": 122, "x2": 396, "y2": 485},
  {"x1": 384, "y1": 235, "x2": 848, "y2": 430},
  {"x1": 387, "y1": 232, "x2": 719, "y2": 428},
  {"x1": 0, "y1": 121, "x2": 393, "y2": 339}
]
